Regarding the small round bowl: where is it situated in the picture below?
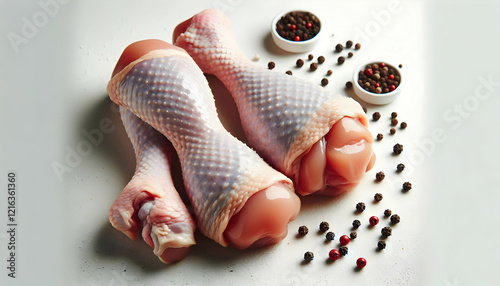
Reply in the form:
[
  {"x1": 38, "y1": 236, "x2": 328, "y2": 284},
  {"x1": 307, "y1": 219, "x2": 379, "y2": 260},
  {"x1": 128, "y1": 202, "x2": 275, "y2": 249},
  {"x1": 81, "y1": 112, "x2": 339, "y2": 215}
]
[
  {"x1": 271, "y1": 10, "x2": 322, "y2": 53},
  {"x1": 352, "y1": 61, "x2": 403, "y2": 105}
]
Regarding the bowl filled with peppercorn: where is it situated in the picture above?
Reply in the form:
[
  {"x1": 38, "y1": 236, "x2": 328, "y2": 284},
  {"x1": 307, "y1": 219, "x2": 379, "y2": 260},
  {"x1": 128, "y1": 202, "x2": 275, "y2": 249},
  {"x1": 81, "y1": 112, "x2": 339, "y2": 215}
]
[
  {"x1": 271, "y1": 10, "x2": 322, "y2": 53},
  {"x1": 352, "y1": 61, "x2": 403, "y2": 105}
]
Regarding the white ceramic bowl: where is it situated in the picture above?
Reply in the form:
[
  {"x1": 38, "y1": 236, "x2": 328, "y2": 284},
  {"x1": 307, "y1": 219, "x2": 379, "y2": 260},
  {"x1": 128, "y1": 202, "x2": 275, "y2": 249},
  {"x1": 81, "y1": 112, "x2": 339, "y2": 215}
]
[
  {"x1": 271, "y1": 10, "x2": 322, "y2": 53},
  {"x1": 352, "y1": 61, "x2": 403, "y2": 105}
]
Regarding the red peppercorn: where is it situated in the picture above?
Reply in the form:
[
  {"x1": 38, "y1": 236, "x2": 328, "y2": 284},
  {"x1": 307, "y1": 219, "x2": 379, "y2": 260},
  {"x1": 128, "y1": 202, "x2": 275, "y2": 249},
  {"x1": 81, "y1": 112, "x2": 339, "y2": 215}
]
[
  {"x1": 365, "y1": 68, "x2": 373, "y2": 76},
  {"x1": 329, "y1": 249, "x2": 340, "y2": 261},
  {"x1": 339, "y1": 235, "x2": 350, "y2": 246},
  {"x1": 356, "y1": 257, "x2": 367, "y2": 268},
  {"x1": 389, "y1": 85, "x2": 396, "y2": 91},
  {"x1": 306, "y1": 22, "x2": 312, "y2": 28},
  {"x1": 380, "y1": 62, "x2": 386, "y2": 68},
  {"x1": 389, "y1": 74, "x2": 395, "y2": 80},
  {"x1": 369, "y1": 216, "x2": 379, "y2": 226},
  {"x1": 291, "y1": 24, "x2": 297, "y2": 31},
  {"x1": 375, "y1": 83, "x2": 380, "y2": 88},
  {"x1": 294, "y1": 35, "x2": 300, "y2": 41}
]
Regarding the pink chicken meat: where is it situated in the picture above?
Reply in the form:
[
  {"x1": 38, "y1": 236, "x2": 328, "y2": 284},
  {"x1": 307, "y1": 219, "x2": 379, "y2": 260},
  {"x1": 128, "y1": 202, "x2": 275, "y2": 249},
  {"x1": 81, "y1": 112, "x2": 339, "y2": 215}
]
[
  {"x1": 109, "y1": 107, "x2": 196, "y2": 263},
  {"x1": 107, "y1": 40, "x2": 300, "y2": 249},
  {"x1": 174, "y1": 10, "x2": 376, "y2": 196}
]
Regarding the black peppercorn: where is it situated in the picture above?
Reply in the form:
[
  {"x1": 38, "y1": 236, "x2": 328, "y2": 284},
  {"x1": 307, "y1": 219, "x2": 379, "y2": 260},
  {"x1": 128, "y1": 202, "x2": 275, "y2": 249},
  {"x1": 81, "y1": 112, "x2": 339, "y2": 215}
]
[
  {"x1": 356, "y1": 202, "x2": 366, "y2": 212},
  {"x1": 268, "y1": 61, "x2": 275, "y2": 70},
  {"x1": 345, "y1": 81, "x2": 353, "y2": 89},
  {"x1": 319, "y1": 221, "x2": 330, "y2": 232},
  {"x1": 381, "y1": 226, "x2": 392, "y2": 237},
  {"x1": 286, "y1": 70, "x2": 293, "y2": 75},
  {"x1": 310, "y1": 62, "x2": 318, "y2": 71},
  {"x1": 352, "y1": 219, "x2": 361, "y2": 229},
  {"x1": 321, "y1": 78, "x2": 329, "y2": 86},
  {"x1": 326, "y1": 231, "x2": 335, "y2": 241},
  {"x1": 318, "y1": 56, "x2": 325, "y2": 64},
  {"x1": 375, "y1": 171, "x2": 385, "y2": 181},
  {"x1": 372, "y1": 112, "x2": 381, "y2": 121},
  {"x1": 308, "y1": 54, "x2": 314, "y2": 60},
  {"x1": 402, "y1": 182, "x2": 412, "y2": 191},
  {"x1": 391, "y1": 112, "x2": 398, "y2": 118},
  {"x1": 304, "y1": 251, "x2": 314, "y2": 262},
  {"x1": 296, "y1": 58, "x2": 304, "y2": 67},
  {"x1": 400, "y1": 122, "x2": 407, "y2": 129},
  {"x1": 374, "y1": 193, "x2": 383, "y2": 202},
  {"x1": 337, "y1": 56, "x2": 345, "y2": 64},
  {"x1": 346, "y1": 40, "x2": 353, "y2": 48},
  {"x1": 391, "y1": 118, "x2": 398, "y2": 126},
  {"x1": 350, "y1": 231, "x2": 357, "y2": 239},
  {"x1": 377, "y1": 240, "x2": 386, "y2": 250},
  {"x1": 390, "y1": 128, "x2": 396, "y2": 135},
  {"x1": 327, "y1": 69, "x2": 333, "y2": 76},
  {"x1": 390, "y1": 214, "x2": 401, "y2": 224},
  {"x1": 397, "y1": 163, "x2": 405, "y2": 172},
  {"x1": 384, "y1": 209, "x2": 392, "y2": 217},
  {"x1": 393, "y1": 143, "x2": 403, "y2": 155},
  {"x1": 335, "y1": 43, "x2": 343, "y2": 52},
  {"x1": 298, "y1": 225, "x2": 309, "y2": 236},
  {"x1": 399, "y1": 64, "x2": 403, "y2": 68},
  {"x1": 377, "y1": 133, "x2": 383, "y2": 140},
  {"x1": 339, "y1": 246, "x2": 348, "y2": 256},
  {"x1": 355, "y1": 43, "x2": 361, "y2": 50},
  {"x1": 348, "y1": 52, "x2": 353, "y2": 58}
]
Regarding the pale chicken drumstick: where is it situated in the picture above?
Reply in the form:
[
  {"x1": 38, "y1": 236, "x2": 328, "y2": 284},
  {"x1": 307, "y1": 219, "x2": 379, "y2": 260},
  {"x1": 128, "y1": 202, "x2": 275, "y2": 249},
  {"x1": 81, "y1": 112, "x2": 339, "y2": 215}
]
[
  {"x1": 109, "y1": 107, "x2": 196, "y2": 263},
  {"x1": 174, "y1": 9, "x2": 376, "y2": 196},
  {"x1": 107, "y1": 40, "x2": 300, "y2": 249}
]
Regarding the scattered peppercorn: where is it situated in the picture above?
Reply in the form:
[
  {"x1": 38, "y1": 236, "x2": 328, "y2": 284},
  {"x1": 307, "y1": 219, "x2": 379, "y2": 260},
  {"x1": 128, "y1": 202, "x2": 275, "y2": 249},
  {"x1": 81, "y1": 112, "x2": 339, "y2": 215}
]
[
  {"x1": 310, "y1": 62, "x2": 318, "y2": 71},
  {"x1": 339, "y1": 235, "x2": 350, "y2": 246},
  {"x1": 391, "y1": 112, "x2": 398, "y2": 118},
  {"x1": 356, "y1": 202, "x2": 366, "y2": 212},
  {"x1": 335, "y1": 43, "x2": 343, "y2": 52},
  {"x1": 391, "y1": 118, "x2": 398, "y2": 126},
  {"x1": 346, "y1": 40, "x2": 353, "y2": 48},
  {"x1": 317, "y1": 56, "x2": 325, "y2": 64},
  {"x1": 377, "y1": 240, "x2": 386, "y2": 250},
  {"x1": 402, "y1": 181, "x2": 412, "y2": 191},
  {"x1": 393, "y1": 143, "x2": 403, "y2": 155},
  {"x1": 285, "y1": 70, "x2": 293, "y2": 75},
  {"x1": 337, "y1": 56, "x2": 345, "y2": 64},
  {"x1": 399, "y1": 64, "x2": 403, "y2": 68},
  {"x1": 374, "y1": 193, "x2": 383, "y2": 202},
  {"x1": 350, "y1": 231, "x2": 357, "y2": 239},
  {"x1": 327, "y1": 69, "x2": 333, "y2": 76},
  {"x1": 381, "y1": 226, "x2": 392, "y2": 237},
  {"x1": 296, "y1": 58, "x2": 304, "y2": 67},
  {"x1": 375, "y1": 171, "x2": 385, "y2": 181},
  {"x1": 400, "y1": 122, "x2": 407, "y2": 129},
  {"x1": 390, "y1": 128, "x2": 396, "y2": 135},
  {"x1": 352, "y1": 219, "x2": 361, "y2": 229},
  {"x1": 326, "y1": 231, "x2": 335, "y2": 241},
  {"x1": 372, "y1": 112, "x2": 381, "y2": 121},
  {"x1": 376, "y1": 133, "x2": 383, "y2": 140},
  {"x1": 348, "y1": 52, "x2": 353, "y2": 58},
  {"x1": 356, "y1": 257, "x2": 367, "y2": 268},
  {"x1": 308, "y1": 54, "x2": 314, "y2": 60},
  {"x1": 298, "y1": 225, "x2": 309, "y2": 236},
  {"x1": 339, "y1": 246, "x2": 348, "y2": 256},
  {"x1": 390, "y1": 214, "x2": 401, "y2": 224},
  {"x1": 397, "y1": 163, "x2": 405, "y2": 172},
  {"x1": 384, "y1": 209, "x2": 392, "y2": 217},
  {"x1": 345, "y1": 81, "x2": 353, "y2": 89},
  {"x1": 329, "y1": 249, "x2": 340, "y2": 261},
  {"x1": 276, "y1": 11, "x2": 320, "y2": 41},
  {"x1": 304, "y1": 251, "x2": 314, "y2": 262},
  {"x1": 321, "y1": 78, "x2": 329, "y2": 86},
  {"x1": 369, "y1": 216, "x2": 379, "y2": 226},
  {"x1": 319, "y1": 221, "x2": 330, "y2": 232},
  {"x1": 267, "y1": 61, "x2": 275, "y2": 70},
  {"x1": 355, "y1": 43, "x2": 361, "y2": 50}
]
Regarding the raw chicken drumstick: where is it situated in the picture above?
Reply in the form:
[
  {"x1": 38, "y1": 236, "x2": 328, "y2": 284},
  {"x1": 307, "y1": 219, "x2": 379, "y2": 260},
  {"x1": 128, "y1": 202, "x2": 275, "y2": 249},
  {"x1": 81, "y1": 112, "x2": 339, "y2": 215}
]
[
  {"x1": 107, "y1": 40, "x2": 300, "y2": 249},
  {"x1": 109, "y1": 107, "x2": 196, "y2": 263},
  {"x1": 174, "y1": 9, "x2": 376, "y2": 196}
]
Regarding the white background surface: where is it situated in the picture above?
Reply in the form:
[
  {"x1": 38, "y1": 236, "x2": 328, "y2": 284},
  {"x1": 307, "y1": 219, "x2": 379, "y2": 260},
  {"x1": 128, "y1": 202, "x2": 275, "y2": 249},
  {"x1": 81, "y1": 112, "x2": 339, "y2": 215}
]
[{"x1": 1, "y1": 0, "x2": 500, "y2": 285}]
